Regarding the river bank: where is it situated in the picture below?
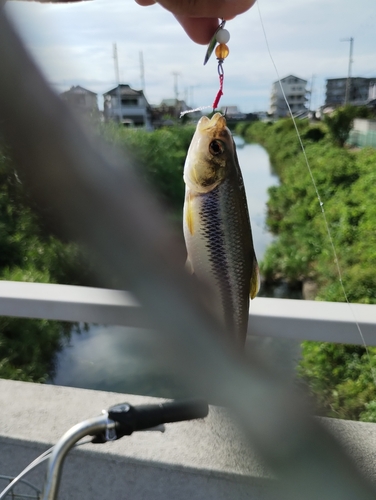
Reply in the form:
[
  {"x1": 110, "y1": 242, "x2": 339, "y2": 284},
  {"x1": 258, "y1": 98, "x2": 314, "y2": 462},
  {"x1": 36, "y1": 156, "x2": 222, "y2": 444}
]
[
  {"x1": 236, "y1": 119, "x2": 376, "y2": 305},
  {"x1": 236, "y1": 119, "x2": 376, "y2": 422}
]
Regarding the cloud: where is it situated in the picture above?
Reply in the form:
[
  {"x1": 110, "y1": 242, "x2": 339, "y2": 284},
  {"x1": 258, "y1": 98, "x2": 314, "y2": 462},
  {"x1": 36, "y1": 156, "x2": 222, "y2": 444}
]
[{"x1": 5, "y1": 0, "x2": 376, "y2": 112}]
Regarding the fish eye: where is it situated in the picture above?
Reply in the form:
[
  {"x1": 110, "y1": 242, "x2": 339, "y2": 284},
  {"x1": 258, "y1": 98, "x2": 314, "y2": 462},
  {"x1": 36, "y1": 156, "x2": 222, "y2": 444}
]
[{"x1": 209, "y1": 140, "x2": 224, "y2": 156}]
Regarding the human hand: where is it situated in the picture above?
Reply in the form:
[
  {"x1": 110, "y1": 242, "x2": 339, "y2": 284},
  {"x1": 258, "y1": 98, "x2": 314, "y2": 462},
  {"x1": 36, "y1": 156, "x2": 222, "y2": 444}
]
[{"x1": 135, "y1": 0, "x2": 256, "y2": 44}]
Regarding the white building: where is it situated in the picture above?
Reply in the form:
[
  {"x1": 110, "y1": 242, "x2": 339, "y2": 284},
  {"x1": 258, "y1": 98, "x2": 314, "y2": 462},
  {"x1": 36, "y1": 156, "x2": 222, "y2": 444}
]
[
  {"x1": 103, "y1": 84, "x2": 152, "y2": 128},
  {"x1": 269, "y1": 75, "x2": 308, "y2": 118}
]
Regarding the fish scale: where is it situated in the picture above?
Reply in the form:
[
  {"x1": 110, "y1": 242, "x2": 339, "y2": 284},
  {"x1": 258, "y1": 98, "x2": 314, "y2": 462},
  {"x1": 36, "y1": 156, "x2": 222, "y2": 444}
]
[{"x1": 201, "y1": 187, "x2": 235, "y2": 332}]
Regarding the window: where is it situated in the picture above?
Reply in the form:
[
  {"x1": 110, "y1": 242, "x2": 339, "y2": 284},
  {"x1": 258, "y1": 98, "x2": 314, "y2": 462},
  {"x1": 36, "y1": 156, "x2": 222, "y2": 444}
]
[
  {"x1": 71, "y1": 95, "x2": 85, "y2": 106},
  {"x1": 121, "y1": 98, "x2": 138, "y2": 106}
]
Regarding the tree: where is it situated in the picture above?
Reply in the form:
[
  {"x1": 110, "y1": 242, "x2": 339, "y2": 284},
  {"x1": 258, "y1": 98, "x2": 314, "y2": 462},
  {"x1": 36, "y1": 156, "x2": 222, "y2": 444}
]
[{"x1": 323, "y1": 105, "x2": 356, "y2": 147}]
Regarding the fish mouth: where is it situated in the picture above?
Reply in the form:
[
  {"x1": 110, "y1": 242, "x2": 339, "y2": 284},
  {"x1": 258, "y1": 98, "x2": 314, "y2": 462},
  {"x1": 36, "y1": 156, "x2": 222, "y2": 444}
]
[{"x1": 197, "y1": 112, "x2": 227, "y2": 133}]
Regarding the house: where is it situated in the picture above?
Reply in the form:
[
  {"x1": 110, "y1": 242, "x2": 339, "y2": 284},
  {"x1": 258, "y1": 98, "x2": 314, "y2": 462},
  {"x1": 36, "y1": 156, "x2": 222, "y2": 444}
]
[
  {"x1": 103, "y1": 84, "x2": 152, "y2": 128},
  {"x1": 325, "y1": 77, "x2": 376, "y2": 107},
  {"x1": 60, "y1": 85, "x2": 98, "y2": 114},
  {"x1": 269, "y1": 75, "x2": 308, "y2": 118},
  {"x1": 151, "y1": 99, "x2": 201, "y2": 126},
  {"x1": 159, "y1": 99, "x2": 190, "y2": 119}
]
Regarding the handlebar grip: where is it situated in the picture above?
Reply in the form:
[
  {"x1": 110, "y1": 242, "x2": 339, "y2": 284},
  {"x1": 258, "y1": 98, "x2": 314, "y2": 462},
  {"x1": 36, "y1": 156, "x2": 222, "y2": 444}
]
[{"x1": 108, "y1": 399, "x2": 209, "y2": 438}]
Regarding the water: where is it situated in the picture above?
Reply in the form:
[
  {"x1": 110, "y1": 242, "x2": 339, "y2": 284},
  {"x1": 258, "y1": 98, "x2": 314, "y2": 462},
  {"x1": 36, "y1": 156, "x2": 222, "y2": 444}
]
[
  {"x1": 52, "y1": 142, "x2": 291, "y2": 396},
  {"x1": 52, "y1": 326, "x2": 190, "y2": 397},
  {"x1": 235, "y1": 140, "x2": 279, "y2": 260}
]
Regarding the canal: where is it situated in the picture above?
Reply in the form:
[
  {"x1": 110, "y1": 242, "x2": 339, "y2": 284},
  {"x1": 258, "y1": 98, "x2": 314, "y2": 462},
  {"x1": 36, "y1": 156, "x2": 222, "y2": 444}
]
[{"x1": 52, "y1": 141, "x2": 296, "y2": 396}]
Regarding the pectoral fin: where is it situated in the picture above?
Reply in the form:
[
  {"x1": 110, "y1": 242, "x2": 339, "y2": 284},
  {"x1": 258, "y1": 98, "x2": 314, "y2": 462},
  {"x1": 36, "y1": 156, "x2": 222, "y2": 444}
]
[
  {"x1": 250, "y1": 259, "x2": 260, "y2": 299},
  {"x1": 185, "y1": 192, "x2": 194, "y2": 235}
]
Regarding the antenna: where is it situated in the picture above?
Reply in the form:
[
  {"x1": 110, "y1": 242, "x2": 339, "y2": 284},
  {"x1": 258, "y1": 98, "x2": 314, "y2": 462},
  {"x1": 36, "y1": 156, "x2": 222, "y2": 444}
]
[
  {"x1": 139, "y1": 51, "x2": 145, "y2": 92},
  {"x1": 113, "y1": 43, "x2": 120, "y2": 86},
  {"x1": 113, "y1": 43, "x2": 122, "y2": 121},
  {"x1": 340, "y1": 37, "x2": 354, "y2": 105},
  {"x1": 308, "y1": 74, "x2": 315, "y2": 112}
]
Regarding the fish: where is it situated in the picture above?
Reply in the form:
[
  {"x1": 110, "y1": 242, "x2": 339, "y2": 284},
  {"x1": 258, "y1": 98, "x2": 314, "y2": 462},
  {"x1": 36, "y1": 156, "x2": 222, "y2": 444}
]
[{"x1": 183, "y1": 112, "x2": 259, "y2": 346}]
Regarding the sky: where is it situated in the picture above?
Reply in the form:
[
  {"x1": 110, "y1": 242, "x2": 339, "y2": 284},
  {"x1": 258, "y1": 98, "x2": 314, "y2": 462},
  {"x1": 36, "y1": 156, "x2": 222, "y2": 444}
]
[{"x1": 5, "y1": 0, "x2": 376, "y2": 113}]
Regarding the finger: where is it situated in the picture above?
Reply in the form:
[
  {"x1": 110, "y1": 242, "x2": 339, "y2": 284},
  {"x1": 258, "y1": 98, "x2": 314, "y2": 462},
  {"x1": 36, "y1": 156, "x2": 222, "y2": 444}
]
[
  {"x1": 134, "y1": 0, "x2": 156, "y2": 6},
  {"x1": 158, "y1": 0, "x2": 255, "y2": 19},
  {"x1": 174, "y1": 16, "x2": 219, "y2": 45}
]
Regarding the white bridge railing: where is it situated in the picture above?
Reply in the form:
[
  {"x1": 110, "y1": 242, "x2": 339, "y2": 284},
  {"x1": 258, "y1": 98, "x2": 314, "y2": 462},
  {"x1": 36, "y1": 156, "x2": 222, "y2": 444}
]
[{"x1": 1, "y1": 280, "x2": 375, "y2": 346}]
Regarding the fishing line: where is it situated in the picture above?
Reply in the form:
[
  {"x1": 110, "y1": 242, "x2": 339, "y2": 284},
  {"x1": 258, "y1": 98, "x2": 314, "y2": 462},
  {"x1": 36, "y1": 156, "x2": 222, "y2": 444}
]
[{"x1": 255, "y1": 0, "x2": 376, "y2": 385}]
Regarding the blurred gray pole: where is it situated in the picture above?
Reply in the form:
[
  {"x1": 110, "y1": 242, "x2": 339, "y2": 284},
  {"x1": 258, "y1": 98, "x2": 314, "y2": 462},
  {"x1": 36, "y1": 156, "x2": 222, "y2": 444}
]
[{"x1": 0, "y1": 8, "x2": 376, "y2": 500}]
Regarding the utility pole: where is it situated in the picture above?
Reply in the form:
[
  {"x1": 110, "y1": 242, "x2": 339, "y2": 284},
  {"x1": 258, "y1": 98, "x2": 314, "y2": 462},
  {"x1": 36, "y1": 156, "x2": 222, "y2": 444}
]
[
  {"x1": 172, "y1": 72, "x2": 181, "y2": 102},
  {"x1": 341, "y1": 37, "x2": 354, "y2": 105},
  {"x1": 190, "y1": 85, "x2": 194, "y2": 108},
  {"x1": 172, "y1": 72, "x2": 181, "y2": 118}
]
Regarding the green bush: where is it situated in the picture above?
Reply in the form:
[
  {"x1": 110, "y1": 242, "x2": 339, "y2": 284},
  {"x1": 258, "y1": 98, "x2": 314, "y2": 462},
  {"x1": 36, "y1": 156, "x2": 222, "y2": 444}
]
[
  {"x1": 100, "y1": 123, "x2": 193, "y2": 218},
  {"x1": 298, "y1": 342, "x2": 376, "y2": 421}
]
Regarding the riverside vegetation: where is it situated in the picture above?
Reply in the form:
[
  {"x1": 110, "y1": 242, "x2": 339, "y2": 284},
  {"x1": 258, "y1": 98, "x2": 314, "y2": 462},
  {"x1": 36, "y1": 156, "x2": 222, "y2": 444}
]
[
  {"x1": 236, "y1": 106, "x2": 376, "y2": 422},
  {"x1": 0, "y1": 125, "x2": 193, "y2": 383},
  {"x1": 0, "y1": 148, "x2": 86, "y2": 381}
]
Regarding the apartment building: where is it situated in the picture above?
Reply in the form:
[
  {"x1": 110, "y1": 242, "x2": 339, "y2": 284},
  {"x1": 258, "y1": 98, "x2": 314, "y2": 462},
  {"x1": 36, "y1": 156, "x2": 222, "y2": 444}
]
[
  {"x1": 269, "y1": 75, "x2": 308, "y2": 118},
  {"x1": 325, "y1": 77, "x2": 376, "y2": 107}
]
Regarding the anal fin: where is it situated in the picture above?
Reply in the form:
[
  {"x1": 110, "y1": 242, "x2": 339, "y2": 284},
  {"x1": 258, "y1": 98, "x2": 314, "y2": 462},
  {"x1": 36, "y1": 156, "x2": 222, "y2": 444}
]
[{"x1": 185, "y1": 256, "x2": 194, "y2": 275}]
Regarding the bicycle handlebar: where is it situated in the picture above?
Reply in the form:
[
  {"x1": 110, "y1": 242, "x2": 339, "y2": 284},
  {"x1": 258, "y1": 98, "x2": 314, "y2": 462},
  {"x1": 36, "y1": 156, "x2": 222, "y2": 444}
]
[
  {"x1": 40, "y1": 398, "x2": 209, "y2": 500},
  {"x1": 108, "y1": 399, "x2": 209, "y2": 438}
]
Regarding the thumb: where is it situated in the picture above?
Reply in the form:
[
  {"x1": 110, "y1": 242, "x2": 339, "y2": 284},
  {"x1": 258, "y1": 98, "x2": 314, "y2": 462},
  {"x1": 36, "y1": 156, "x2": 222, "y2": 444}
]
[
  {"x1": 157, "y1": 0, "x2": 255, "y2": 19},
  {"x1": 174, "y1": 16, "x2": 220, "y2": 45}
]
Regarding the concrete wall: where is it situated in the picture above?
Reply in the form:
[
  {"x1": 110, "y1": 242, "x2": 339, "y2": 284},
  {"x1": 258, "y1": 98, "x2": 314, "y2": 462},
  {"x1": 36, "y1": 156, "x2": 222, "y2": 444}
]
[
  {"x1": 353, "y1": 118, "x2": 376, "y2": 133},
  {"x1": 349, "y1": 120, "x2": 376, "y2": 148},
  {"x1": 1, "y1": 380, "x2": 376, "y2": 500},
  {"x1": 0, "y1": 380, "x2": 277, "y2": 500}
]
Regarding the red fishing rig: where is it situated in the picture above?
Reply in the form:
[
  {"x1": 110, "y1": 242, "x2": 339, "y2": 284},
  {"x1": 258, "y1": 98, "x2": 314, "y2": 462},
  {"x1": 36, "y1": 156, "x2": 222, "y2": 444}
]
[
  {"x1": 203, "y1": 20, "x2": 230, "y2": 111},
  {"x1": 180, "y1": 20, "x2": 230, "y2": 118}
]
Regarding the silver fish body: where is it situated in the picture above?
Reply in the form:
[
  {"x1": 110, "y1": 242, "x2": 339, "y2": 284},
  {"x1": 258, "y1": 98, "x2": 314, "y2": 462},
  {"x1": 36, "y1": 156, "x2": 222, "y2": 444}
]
[{"x1": 183, "y1": 113, "x2": 259, "y2": 346}]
